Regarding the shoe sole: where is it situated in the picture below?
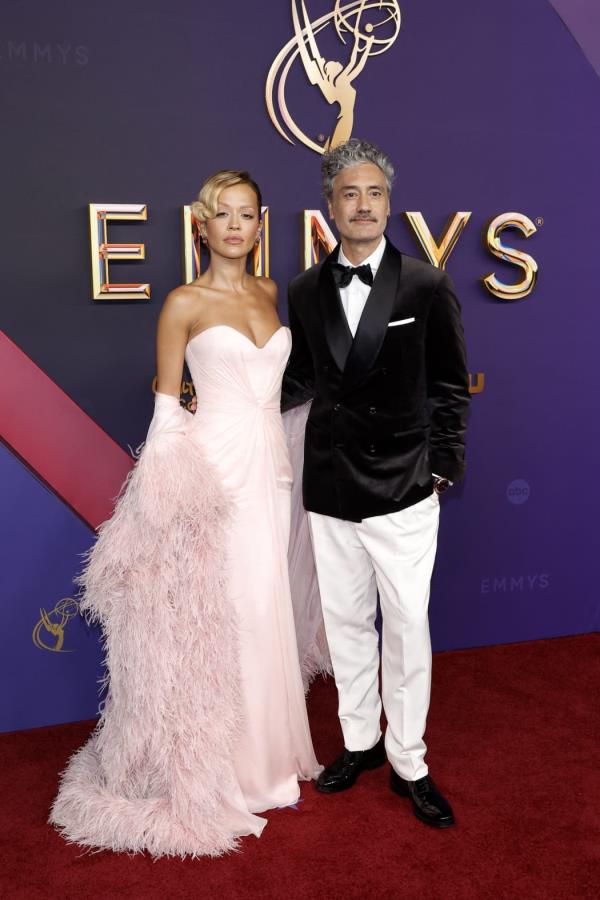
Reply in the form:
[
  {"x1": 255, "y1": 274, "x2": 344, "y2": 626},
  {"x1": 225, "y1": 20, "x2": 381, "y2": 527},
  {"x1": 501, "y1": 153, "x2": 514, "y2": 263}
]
[
  {"x1": 316, "y1": 751, "x2": 387, "y2": 794},
  {"x1": 413, "y1": 808, "x2": 455, "y2": 829}
]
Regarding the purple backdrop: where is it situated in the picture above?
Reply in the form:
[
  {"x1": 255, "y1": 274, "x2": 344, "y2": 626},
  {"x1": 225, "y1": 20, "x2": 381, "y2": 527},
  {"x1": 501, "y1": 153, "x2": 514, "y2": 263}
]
[
  {"x1": 549, "y1": 0, "x2": 600, "y2": 76},
  {"x1": 1, "y1": 0, "x2": 598, "y2": 731}
]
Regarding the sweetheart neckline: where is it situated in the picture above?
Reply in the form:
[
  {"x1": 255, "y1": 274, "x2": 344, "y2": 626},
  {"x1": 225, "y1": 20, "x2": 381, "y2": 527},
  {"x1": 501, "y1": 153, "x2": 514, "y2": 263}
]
[{"x1": 186, "y1": 324, "x2": 289, "y2": 351}]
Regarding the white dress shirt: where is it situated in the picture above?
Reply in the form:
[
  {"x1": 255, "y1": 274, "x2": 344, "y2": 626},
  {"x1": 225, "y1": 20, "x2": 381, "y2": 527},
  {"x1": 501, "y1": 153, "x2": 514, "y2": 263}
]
[{"x1": 337, "y1": 237, "x2": 386, "y2": 337}]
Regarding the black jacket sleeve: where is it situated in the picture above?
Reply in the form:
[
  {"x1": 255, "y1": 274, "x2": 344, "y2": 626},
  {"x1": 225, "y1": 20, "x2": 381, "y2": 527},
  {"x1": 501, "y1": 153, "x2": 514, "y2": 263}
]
[
  {"x1": 281, "y1": 289, "x2": 315, "y2": 412},
  {"x1": 425, "y1": 273, "x2": 470, "y2": 482}
]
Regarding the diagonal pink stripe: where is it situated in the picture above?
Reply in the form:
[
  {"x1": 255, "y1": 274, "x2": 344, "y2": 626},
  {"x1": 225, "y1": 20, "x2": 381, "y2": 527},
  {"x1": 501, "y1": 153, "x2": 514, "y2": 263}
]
[{"x1": 0, "y1": 331, "x2": 133, "y2": 530}]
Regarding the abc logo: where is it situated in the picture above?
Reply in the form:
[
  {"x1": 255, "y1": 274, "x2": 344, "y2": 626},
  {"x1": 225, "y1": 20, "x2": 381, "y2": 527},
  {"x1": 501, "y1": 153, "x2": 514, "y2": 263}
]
[{"x1": 507, "y1": 479, "x2": 530, "y2": 505}]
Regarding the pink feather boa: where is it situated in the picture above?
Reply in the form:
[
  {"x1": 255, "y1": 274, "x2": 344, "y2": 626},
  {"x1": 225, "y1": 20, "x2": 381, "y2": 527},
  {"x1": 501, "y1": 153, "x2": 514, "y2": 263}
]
[{"x1": 50, "y1": 395, "x2": 245, "y2": 858}]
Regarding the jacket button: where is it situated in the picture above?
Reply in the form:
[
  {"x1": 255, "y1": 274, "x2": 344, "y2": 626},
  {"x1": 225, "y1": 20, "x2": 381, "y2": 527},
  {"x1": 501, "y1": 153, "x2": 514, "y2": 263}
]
[
  {"x1": 323, "y1": 365, "x2": 329, "y2": 373},
  {"x1": 335, "y1": 442, "x2": 345, "y2": 449},
  {"x1": 334, "y1": 403, "x2": 341, "y2": 411},
  {"x1": 369, "y1": 406, "x2": 376, "y2": 415},
  {"x1": 381, "y1": 368, "x2": 388, "y2": 376}
]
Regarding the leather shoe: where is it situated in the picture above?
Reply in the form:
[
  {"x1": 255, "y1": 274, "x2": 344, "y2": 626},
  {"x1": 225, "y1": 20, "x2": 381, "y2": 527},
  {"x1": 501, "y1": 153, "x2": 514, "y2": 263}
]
[
  {"x1": 390, "y1": 768, "x2": 455, "y2": 828},
  {"x1": 316, "y1": 737, "x2": 386, "y2": 793}
]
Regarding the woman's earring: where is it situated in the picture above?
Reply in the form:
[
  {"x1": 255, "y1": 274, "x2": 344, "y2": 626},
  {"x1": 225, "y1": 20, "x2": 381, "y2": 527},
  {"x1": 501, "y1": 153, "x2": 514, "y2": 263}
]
[{"x1": 200, "y1": 231, "x2": 208, "y2": 244}]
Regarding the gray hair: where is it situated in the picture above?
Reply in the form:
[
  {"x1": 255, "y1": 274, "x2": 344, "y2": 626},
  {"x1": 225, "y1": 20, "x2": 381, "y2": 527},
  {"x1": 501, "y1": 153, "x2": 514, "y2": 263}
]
[{"x1": 321, "y1": 138, "x2": 395, "y2": 199}]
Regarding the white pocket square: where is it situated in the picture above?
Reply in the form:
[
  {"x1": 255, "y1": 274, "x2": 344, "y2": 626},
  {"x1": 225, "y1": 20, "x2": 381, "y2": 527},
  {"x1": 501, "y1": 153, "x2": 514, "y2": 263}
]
[{"x1": 388, "y1": 317, "x2": 415, "y2": 327}]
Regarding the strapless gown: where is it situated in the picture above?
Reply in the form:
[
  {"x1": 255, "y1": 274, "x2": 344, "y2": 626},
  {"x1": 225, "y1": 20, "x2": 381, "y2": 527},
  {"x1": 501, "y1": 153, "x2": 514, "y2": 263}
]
[
  {"x1": 49, "y1": 324, "x2": 322, "y2": 858},
  {"x1": 186, "y1": 325, "x2": 320, "y2": 814}
]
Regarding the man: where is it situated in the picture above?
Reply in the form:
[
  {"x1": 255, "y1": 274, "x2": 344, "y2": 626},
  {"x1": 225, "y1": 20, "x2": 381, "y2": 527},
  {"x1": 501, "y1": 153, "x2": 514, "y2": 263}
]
[{"x1": 282, "y1": 139, "x2": 470, "y2": 828}]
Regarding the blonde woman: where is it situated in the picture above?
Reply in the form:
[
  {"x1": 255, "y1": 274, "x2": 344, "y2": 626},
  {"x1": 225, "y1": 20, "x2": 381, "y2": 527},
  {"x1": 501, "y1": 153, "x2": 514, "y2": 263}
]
[{"x1": 50, "y1": 171, "x2": 322, "y2": 858}]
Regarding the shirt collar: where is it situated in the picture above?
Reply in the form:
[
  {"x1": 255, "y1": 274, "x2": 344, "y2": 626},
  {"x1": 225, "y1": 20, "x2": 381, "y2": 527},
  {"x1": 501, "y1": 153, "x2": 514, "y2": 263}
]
[{"x1": 338, "y1": 235, "x2": 386, "y2": 274}]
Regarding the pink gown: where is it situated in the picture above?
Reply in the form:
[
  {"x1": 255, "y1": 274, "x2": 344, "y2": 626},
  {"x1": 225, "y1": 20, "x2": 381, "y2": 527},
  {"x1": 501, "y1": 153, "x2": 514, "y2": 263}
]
[
  {"x1": 187, "y1": 325, "x2": 320, "y2": 820},
  {"x1": 50, "y1": 324, "x2": 322, "y2": 858}
]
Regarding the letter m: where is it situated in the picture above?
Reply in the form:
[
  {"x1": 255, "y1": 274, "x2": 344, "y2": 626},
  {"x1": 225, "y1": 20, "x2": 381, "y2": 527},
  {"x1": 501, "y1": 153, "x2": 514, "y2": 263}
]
[
  {"x1": 8, "y1": 42, "x2": 27, "y2": 62},
  {"x1": 33, "y1": 43, "x2": 52, "y2": 63}
]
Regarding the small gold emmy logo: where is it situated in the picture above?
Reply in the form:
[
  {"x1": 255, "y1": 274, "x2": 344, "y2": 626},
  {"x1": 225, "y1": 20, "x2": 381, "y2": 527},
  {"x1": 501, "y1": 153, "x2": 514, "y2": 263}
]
[
  {"x1": 32, "y1": 598, "x2": 80, "y2": 653},
  {"x1": 266, "y1": 0, "x2": 401, "y2": 154}
]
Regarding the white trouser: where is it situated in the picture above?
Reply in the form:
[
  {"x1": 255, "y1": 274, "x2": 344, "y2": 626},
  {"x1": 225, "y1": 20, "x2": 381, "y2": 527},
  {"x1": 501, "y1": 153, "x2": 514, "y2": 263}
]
[{"x1": 308, "y1": 493, "x2": 440, "y2": 781}]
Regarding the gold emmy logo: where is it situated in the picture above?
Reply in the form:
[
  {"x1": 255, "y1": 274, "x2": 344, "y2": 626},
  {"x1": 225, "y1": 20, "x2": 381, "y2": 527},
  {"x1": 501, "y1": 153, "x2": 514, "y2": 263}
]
[
  {"x1": 32, "y1": 598, "x2": 80, "y2": 653},
  {"x1": 266, "y1": 0, "x2": 401, "y2": 154}
]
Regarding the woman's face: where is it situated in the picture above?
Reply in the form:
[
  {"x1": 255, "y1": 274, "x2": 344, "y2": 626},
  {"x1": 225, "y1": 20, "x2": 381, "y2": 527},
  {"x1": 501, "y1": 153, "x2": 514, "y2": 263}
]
[{"x1": 204, "y1": 183, "x2": 261, "y2": 258}]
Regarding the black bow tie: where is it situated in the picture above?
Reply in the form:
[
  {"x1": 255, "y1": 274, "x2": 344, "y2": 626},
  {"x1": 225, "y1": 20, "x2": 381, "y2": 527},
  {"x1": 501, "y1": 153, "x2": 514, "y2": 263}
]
[{"x1": 332, "y1": 262, "x2": 374, "y2": 289}]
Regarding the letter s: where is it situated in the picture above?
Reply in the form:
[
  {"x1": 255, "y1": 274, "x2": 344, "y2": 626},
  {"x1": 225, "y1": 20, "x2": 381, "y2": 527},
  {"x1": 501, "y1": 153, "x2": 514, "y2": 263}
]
[{"x1": 483, "y1": 212, "x2": 538, "y2": 300}]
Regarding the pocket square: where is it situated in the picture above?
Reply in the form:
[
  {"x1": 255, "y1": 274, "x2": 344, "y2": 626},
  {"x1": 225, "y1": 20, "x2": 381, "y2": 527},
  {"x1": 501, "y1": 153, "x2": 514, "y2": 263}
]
[{"x1": 388, "y1": 317, "x2": 416, "y2": 327}]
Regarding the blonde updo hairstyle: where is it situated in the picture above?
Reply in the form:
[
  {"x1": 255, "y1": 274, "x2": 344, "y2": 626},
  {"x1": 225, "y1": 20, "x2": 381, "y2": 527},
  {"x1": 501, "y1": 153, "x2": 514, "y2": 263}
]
[{"x1": 191, "y1": 169, "x2": 263, "y2": 223}]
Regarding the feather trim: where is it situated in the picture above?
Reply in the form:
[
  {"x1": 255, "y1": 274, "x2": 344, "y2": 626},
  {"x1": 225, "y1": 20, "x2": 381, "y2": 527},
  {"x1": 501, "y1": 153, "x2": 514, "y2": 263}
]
[{"x1": 50, "y1": 415, "x2": 244, "y2": 858}]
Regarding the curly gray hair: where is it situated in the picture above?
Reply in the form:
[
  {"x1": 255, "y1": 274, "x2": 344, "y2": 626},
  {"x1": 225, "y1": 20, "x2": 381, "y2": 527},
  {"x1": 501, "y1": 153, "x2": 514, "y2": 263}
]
[{"x1": 321, "y1": 138, "x2": 395, "y2": 199}]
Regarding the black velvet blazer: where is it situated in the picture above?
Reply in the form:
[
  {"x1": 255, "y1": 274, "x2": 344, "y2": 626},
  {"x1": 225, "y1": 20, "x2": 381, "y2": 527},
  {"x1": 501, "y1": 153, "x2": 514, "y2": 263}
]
[{"x1": 282, "y1": 238, "x2": 470, "y2": 522}]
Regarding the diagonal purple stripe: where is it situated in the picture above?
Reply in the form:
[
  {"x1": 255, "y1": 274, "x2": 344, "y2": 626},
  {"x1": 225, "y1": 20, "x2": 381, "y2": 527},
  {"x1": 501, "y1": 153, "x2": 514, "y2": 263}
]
[{"x1": 547, "y1": 0, "x2": 600, "y2": 78}]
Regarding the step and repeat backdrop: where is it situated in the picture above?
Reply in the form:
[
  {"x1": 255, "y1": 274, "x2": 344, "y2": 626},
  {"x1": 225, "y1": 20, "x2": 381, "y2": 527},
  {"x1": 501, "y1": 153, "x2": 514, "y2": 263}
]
[{"x1": 1, "y1": 0, "x2": 598, "y2": 732}]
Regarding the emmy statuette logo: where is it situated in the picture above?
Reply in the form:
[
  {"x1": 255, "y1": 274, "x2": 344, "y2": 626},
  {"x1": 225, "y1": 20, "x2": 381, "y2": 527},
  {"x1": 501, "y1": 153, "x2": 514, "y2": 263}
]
[
  {"x1": 266, "y1": 0, "x2": 401, "y2": 153},
  {"x1": 32, "y1": 598, "x2": 80, "y2": 653}
]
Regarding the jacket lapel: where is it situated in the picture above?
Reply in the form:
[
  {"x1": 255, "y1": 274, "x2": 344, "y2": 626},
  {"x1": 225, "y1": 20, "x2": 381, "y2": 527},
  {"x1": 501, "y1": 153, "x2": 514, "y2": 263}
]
[
  {"x1": 342, "y1": 238, "x2": 402, "y2": 390},
  {"x1": 318, "y1": 247, "x2": 353, "y2": 373}
]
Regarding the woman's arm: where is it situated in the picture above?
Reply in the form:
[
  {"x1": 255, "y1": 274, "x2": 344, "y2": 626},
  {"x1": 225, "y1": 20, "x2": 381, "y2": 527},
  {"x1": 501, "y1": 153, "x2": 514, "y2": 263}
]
[{"x1": 155, "y1": 289, "x2": 192, "y2": 398}]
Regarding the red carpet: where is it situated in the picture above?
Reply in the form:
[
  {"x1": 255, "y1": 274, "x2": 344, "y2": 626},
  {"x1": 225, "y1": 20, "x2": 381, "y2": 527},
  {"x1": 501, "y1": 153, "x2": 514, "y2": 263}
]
[{"x1": 1, "y1": 634, "x2": 598, "y2": 899}]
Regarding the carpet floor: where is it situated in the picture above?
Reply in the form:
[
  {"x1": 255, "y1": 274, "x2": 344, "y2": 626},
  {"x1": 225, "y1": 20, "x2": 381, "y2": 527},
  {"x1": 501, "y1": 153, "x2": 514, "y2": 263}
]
[{"x1": 1, "y1": 634, "x2": 598, "y2": 899}]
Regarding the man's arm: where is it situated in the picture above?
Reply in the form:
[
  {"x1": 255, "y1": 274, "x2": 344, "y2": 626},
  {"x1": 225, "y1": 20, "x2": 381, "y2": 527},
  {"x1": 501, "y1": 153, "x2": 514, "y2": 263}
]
[
  {"x1": 281, "y1": 290, "x2": 315, "y2": 412},
  {"x1": 425, "y1": 273, "x2": 470, "y2": 482}
]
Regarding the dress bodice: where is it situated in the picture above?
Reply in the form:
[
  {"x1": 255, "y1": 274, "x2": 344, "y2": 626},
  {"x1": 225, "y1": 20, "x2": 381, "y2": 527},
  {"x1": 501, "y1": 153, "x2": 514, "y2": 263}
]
[
  {"x1": 185, "y1": 325, "x2": 290, "y2": 412},
  {"x1": 184, "y1": 325, "x2": 293, "y2": 492}
]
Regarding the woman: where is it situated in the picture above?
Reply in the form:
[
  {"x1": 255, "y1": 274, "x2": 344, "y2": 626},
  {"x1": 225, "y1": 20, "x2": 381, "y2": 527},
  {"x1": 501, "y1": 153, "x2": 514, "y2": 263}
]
[{"x1": 50, "y1": 171, "x2": 323, "y2": 858}]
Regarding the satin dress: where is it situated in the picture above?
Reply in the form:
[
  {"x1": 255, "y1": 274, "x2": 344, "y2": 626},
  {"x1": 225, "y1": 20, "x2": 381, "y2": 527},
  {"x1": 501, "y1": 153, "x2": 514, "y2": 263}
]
[{"x1": 185, "y1": 324, "x2": 320, "y2": 835}]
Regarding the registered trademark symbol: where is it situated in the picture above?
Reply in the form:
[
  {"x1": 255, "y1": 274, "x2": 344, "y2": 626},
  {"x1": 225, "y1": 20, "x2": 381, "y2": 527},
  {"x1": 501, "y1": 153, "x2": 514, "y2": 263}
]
[{"x1": 535, "y1": 217, "x2": 544, "y2": 226}]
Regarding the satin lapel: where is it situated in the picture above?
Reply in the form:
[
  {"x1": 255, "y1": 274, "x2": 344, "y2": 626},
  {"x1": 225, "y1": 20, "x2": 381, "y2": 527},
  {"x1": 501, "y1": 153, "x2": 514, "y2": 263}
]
[
  {"x1": 318, "y1": 248, "x2": 353, "y2": 373},
  {"x1": 342, "y1": 239, "x2": 402, "y2": 390}
]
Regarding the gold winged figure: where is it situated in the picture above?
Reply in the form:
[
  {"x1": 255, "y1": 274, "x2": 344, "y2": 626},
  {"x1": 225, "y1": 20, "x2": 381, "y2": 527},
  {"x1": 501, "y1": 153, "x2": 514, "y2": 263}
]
[{"x1": 293, "y1": 0, "x2": 375, "y2": 149}]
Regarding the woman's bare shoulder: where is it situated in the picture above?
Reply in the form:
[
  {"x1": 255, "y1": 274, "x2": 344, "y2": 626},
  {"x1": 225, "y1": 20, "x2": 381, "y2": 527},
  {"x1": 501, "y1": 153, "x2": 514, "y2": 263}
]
[
  {"x1": 163, "y1": 282, "x2": 208, "y2": 309},
  {"x1": 160, "y1": 282, "x2": 210, "y2": 323},
  {"x1": 252, "y1": 275, "x2": 278, "y2": 306}
]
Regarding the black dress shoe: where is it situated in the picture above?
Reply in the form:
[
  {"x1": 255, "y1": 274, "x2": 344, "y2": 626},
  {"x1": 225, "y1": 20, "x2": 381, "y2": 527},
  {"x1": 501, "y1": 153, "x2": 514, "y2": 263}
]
[
  {"x1": 316, "y1": 737, "x2": 387, "y2": 793},
  {"x1": 390, "y1": 768, "x2": 455, "y2": 828}
]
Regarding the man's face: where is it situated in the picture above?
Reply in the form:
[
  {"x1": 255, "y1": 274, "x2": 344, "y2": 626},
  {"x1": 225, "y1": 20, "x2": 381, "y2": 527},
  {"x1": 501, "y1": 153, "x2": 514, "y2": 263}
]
[{"x1": 327, "y1": 162, "x2": 390, "y2": 246}]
